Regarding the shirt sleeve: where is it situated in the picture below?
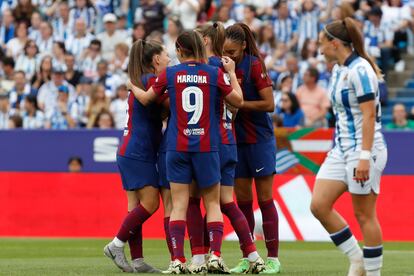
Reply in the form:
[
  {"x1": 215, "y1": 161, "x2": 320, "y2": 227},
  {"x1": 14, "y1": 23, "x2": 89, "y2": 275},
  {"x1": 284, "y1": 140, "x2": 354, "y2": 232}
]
[
  {"x1": 217, "y1": 68, "x2": 233, "y2": 97},
  {"x1": 251, "y1": 59, "x2": 273, "y2": 91},
  {"x1": 348, "y1": 63, "x2": 378, "y2": 103},
  {"x1": 152, "y1": 69, "x2": 168, "y2": 96}
]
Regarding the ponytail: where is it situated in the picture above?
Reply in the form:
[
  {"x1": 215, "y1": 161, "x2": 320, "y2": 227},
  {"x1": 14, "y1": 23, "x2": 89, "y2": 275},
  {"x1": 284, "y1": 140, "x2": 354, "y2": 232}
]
[
  {"x1": 226, "y1": 23, "x2": 268, "y2": 75},
  {"x1": 128, "y1": 39, "x2": 164, "y2": 90},
  {"x1": 324, "y1": 18, "x2": 382, "y2": 79},
  {"x1": 176, "y1": 31, "x2": 207, "y2": 63},
  {"x1": 197, "y1": 22, "x2": 225, "y2": 57}
]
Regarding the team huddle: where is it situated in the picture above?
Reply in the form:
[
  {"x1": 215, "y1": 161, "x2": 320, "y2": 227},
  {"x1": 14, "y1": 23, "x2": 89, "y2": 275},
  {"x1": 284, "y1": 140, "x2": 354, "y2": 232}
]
[{"x1": 103, "y1": 18, "x2": 387, "y2": 276}]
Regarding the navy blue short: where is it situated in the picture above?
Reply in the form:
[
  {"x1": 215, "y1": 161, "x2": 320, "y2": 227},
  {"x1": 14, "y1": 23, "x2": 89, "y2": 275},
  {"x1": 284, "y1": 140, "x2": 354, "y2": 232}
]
[
  {"x1": 166, "y1": 151, "x2": 220, "y2": 188},
  {"x1": 117, "y1": 155, "x2": 159, "y2": 191},
  {"x1": 235, "y1": 138, "x2": 276, "y2": 178},
  {"x1": 219, "y1": 144, "x2": 238, "y2": 186},
  {"x1": 157, "y1": 152, "x2": 170, "y2": 189}
]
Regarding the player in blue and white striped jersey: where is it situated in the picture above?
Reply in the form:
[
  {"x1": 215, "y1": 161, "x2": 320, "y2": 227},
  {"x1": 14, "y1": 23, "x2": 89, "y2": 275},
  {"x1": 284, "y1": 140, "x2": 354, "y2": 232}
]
[{"x1": 311, "y1": 18, "x2": 387, "y2": 276}]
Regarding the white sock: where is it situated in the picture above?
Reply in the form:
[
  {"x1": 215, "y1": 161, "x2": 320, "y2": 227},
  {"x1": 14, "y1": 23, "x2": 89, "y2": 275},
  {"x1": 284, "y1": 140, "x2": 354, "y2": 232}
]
[
  {"x1": 363, "y1": 245, "x2": 383, "y2": 276},
  {"x1": 247, "y1": 251, "x2": 260, "y2": 262},
  {"x1": 267, "y1": 257, "x2": 279, "y2": 261},
  {"x1": 330, "y1": 227, "x2": 362, "y2": 263},
  {"x1": 112, "y1": 237, "x2": 126, "y2": 247},
  {"x1": 192, "y1": 254, "x2": 205, "y2": 265}
]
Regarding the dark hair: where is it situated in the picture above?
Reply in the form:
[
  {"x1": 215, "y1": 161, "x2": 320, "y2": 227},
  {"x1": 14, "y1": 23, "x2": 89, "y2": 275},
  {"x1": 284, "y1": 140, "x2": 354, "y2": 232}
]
[
  {"x1": 2, "y1": 56, "x2": 15, "y2": 67},
  {"x1": 175, "y1": 31, "x2": 206, "y2": 63},
  {"x1": 306, "y1": 67, "x2": 319, "y2": 82},
  {"x1": 14, "y1": 20, "x2": 28, "y2": 37},
  {"x1": 90, "y1": 39, "x2": 101, "y2": 49},
  {"x1": 274, "y1": 0, "x2": 287, "y2": 9},
  {"x1": 54, "y1": 41, "x2": 66, "y2": 54},
  {"x1": 128, "y1": 39, "x2": 164, "y2": 90},
  {"x1": 132, "y1": 22, "x2": 146, "y2": 42},
  {"x1": 323, "y1": 18, "x2": 382, "y2": 78},
  {"x1": 300, "y1": 38, "x2": 317, "y2": 60},
  {"x1": 93, "y1": 110, "x2": 115, "y2": 128},
  {"x1": 9, "y1": 114, "x2": 23, "y2": 128},
  {"x1": 24, "y1": 39, "x2": 39, "y2": 55},
  {"x1": 258, "y1": 25, "x2": 277, "y2": 50},
  {"x1": 225, "y1": 23, "x2": 267, "y2": 74},
  {"x1": 68, "y1": 156, "x2": 83, "y2": 166},
  {"x1": 25, "y1": 94, "x2": 38, "y2": 109},
  {"x1": 196, "y1": 22, "x2": 225, "y2": 56},
  {"x1": 245, "y1": 4, "x2": 257, "y2": 15},
  {"x1": 282, "y1": 92, "x2": 301, "y2": 114}
]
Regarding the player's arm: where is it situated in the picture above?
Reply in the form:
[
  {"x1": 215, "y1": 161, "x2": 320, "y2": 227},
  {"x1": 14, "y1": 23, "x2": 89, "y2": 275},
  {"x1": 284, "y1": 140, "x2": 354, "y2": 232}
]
[
  {"x1": 241, "y1": 60, "x2": 274, "y2": 112},
  {"x1": 127, "y1": 70, "x2": 168, "y2": 106},
  {"x1": 217, "y1": 63, "x2": 243, "y2": 109}
]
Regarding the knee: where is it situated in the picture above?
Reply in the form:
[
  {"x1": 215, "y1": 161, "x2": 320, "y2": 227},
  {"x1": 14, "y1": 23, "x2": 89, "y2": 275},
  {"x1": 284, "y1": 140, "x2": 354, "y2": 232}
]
[
  {"x1": 235, "y1": 186, "x2": 252, "y2": 201},
  {"x1": 354, "y1": 210, "x2": 375, "y2": 226},
  {"x1": 256, "y1": 186, "x2": 273, "y2": 202},
  {"x1": 310, "y1": 199, "x2": 329, "y2": 221},
  {"x1": 141, "y1": 197, "x2": 160, "y2": 214}
]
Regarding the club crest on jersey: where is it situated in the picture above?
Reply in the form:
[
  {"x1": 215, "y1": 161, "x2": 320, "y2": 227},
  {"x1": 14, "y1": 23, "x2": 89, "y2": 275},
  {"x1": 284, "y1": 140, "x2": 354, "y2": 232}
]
[
  {"x1": 177, "y1": 75, "x2": 207, "y2": 84},
  {"x1": 223, "y1": 73, "x2": 231, "y2": 85},
  {"x1": 183, "y1": 128, "x2": 205, "y2": 136}
]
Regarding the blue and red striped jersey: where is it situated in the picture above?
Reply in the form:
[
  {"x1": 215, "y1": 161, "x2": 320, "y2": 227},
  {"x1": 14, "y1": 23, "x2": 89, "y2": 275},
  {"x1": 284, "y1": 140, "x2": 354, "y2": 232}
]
[
  {"x1": 208, "y1": 56, "x2": 236, "y2": 145},
  {"x1": 235, "y1": 55, "x2": 274, "y2": 144},
  {"x1": 117, "y1": 74, "x2": 163, "y2": 161},
  {"x1": 152, "y1": 61, "x2": 233, "y2": 152}
]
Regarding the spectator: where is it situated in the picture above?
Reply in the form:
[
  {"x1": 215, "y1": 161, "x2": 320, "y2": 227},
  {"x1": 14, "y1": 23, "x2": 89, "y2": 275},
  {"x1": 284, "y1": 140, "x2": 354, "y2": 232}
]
[
  {"x1": 6, "y1": 20, "x2": 28, "y2": 59},
  {"x1": 86, "y1": 83, "x2": 109, "y2": 128},
  {"x1": 275, "y1": 92, "x2": 305, "y2": 128},
  {"x1": 65, "y1": 18, "x2": 94, "y2": 62},
  {"x1": 243, "y1": 5, "x2": 262, "y2": 33},
  {"x1": 95, "y1": 60, "x2": 124, "y2": 99},
  {"x1": 296, "y1": 0, "x2": 321, "y2": 51},
  {"x1": 8, "y1": 113, "x2": 23, "y2": 129},
  {"x1": 45, "y1": 85, "x2": 76, "y2": 129},
  {"x1": 52, "y1": 0, "x2": 71, "y2": 42},
  {"x1": 273, "y1": 72, "x2": 293, "y2": 109},
  {"x1": 385, "y1": 103, "x2": 414, "y2": 130},
  {"x1": 68, "y1": 0, "x2": 96, "y2": 34},
  {"x1": 81, "y1": 39, "x2": 102, "y2": 79},
  {"x1": 28, "y1": 11, "x2": 42, "y2": 43},
  {"x1": 97, "y1": 13, "x2": 128, "y2": 61},
  {"x1": 68, "y1": 156, "x2": 83, "y2": 172},
  {"x1": 8, "y1": 70, "x2": 33, "y2": 112},
  {"x1": 37, "y1": 67, "x2": 75, "y2": 115},
  {"x1": 36, "y1": 22, "x2": 54, "y2": 54},
  {"x1": 258, "y1": 24, "x2": 277, "y2": 58},
  {"x1": 22, "y1": 94, "x2": 45, "y2": 129},
  {"x1": 296, "y1": 67, "x2": 330, "y2": 127},
  {"x1": 52, "y1": 41, "x2": 66, "y2": 71},
  {"x1": 110, "y1": 84, "x2": 128, "y2": 129},
  {"x1": 93, "y1": 109, "x2": 115, "y2": 129},
  {"x1": 134, "y1": 0, "x2": 166, "y2": 35},
  {"x1": 212, "y1": 5, "x2": 236, "y2": 28},
  {"x1": 126, "y1": 22, "x2": 146, "y2": 47},
  {"x1": 167, "y1": 0, "x2": 199, "y2": 30},
  {"x1": 70, "y1": 76, "x2": 92, "y2": 127},
  {"x1": 0, "y1": 56, "x2": 15, "y2": 92},
  {"x1": 272, "y1": 0, "x2": 298, "y2": 51},
  {"x1": 0, "y1": 9, "x2": 15, "y2": 47},
  {"x1": 285, "y1": 53, "x2": 302, "y2": 92},
  {"x1": 110, "y1": 43, "x2": 129, "y2": 75},
  {"x1": 31, "y1": 55, "x2": 52, "y2": 91},
  {"x1": 64, "y1": 53, "x2": 82, "y2": 87},
  {"x1": 12, "y1": 0, "x2": 36, "y2": 23},
  {"x1": 163, "y1": 16, "x2": 182, "y2": 66},
  {"x1": 15, "y1": 39, "x2": 38, "y2": 80},
  {"x1": 0, "y1": 93, "x2": 11, "y2": 129}
]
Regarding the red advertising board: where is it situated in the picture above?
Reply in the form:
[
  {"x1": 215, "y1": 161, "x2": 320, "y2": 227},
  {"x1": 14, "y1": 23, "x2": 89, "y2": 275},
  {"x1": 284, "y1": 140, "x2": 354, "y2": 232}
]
[{"x1": 1, "y1": 173, "x2": 413, "y2": 241}]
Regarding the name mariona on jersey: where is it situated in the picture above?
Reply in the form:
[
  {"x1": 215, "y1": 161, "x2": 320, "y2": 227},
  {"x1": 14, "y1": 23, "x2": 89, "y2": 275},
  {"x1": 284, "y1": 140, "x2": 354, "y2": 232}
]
[{"x1": 177, "y1": 75, "x2": 208, "y2": 84}]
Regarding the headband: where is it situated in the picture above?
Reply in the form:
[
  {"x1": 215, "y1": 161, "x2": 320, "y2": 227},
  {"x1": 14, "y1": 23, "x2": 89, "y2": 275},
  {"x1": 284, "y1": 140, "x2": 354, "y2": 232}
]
[{"x1": 323, "y1": 25, "x2": 351, "y2": 45}]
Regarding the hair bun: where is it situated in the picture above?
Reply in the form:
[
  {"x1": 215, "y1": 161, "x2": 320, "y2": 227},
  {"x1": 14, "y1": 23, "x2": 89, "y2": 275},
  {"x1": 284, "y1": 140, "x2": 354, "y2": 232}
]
[{"x1": 213, "y1": 22, "x2": 218, "y2": 28}]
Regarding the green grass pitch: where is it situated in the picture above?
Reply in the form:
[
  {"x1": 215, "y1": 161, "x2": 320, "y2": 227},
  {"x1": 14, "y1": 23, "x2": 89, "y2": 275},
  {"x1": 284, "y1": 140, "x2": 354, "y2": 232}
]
[{"x1": 0, "y1": 239, "x2": 413, "y2": 275}]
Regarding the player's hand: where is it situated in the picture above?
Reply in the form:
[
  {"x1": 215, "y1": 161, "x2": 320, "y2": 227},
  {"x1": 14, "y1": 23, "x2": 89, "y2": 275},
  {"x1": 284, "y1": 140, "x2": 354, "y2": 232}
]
[
  {"x1": 222, "y1": 56, "x2": 235, "y2": 74},
  {"x1": 126, "y1": 79, "x2": 133, "y2": 90},
  {"x1": 355, "y1": 159, "x2": 370, "y2": 184}
]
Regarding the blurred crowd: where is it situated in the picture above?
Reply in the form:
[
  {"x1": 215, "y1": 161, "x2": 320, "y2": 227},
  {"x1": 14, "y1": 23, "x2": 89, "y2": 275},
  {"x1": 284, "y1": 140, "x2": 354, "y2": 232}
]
[{"x1": 1, "y1": 0, "x2": 414, "y2": 130}]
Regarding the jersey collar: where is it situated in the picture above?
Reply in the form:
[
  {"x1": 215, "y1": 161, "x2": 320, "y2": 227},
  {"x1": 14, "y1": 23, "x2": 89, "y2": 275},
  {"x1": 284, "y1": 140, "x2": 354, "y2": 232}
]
[{"x1": 343, "y1": 51, "x2": 358, "y2": 67}]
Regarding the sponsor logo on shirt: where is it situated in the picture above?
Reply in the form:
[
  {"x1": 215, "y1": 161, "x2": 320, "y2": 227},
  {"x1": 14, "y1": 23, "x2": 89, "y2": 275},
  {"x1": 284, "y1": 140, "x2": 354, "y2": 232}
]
[{"x1": 183, "y1": 128, "x2": 205, "y2": 136}]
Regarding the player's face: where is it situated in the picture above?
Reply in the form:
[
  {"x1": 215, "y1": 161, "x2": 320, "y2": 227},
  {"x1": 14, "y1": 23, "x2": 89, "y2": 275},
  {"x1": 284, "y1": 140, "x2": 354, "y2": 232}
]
[
  {"x1": 318, "y1": 32, "x2": 337, "y2": 63},
  {"x1": 157, "y1": 49, "x2": 170, "y2": 72},
  {"x1": 223, "y1": 39, "x2": 244, "y2": 65}
]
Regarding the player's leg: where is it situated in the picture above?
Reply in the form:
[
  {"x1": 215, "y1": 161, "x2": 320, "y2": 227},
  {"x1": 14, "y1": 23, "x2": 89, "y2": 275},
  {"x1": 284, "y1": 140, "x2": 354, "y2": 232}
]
[
  {"x1": 186, "y1": 181, "x2": 205, "y2": 266},
  {"x1": 311, "y1": 150, "x2": 363, "y2": 276},
  {"x1": 160, "y1": 187, "x2": 174, "y2": 262},
  {"x1": 220, "y1": 144, "x2": 265, "y2": 273},
  {"x1": 126, "y1": 191, "x2": 143, "y2": 265}
]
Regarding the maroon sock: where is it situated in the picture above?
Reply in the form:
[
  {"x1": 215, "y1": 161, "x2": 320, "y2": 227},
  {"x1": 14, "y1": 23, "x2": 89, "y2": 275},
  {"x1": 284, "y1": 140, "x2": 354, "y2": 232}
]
[
  {"x1": 170, "y1": 220, "x2": 186, "y2": 262},
  {"x1": 116, "y1": 204, "x2": 151, "y2": 242},
  {"x1": 259, "y1": 199, "x2": 279, "y2": 257},
  {"x1": 128, "y1": 225, "x2": 143, "y2": 259},
  {"x1": 207, "y1": 221, "x2": 224, "y2": 257},
  {"x1": 202, "y1": 215, "x2": 210, "y2": 254},
  {"x1": 186, "y1": 197, "x2": 204, "y2": 255},
  {"x1": 221, "y1": 202, "x2": 256, "y2": 258},
  {"x1": 237, "y1": 200, "x2": 255, "y2": 236},
  {"x1": 164, "y1": 217, "x2": 174, "y2": 261}
]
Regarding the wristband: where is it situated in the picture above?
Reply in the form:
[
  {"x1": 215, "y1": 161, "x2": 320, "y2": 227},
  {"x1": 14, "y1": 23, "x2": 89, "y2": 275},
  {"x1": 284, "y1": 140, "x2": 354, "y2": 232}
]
[{"x1": 360, "y1": 150, "x2": 371, "y2": 160}]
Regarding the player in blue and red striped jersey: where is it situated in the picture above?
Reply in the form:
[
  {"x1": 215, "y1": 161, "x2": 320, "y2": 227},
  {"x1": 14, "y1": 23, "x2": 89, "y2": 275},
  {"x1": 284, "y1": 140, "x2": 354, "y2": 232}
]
[
  {"x1": 224, "y1": 23, "x2": 281, "y2": 274},
  {"x1": 128, "y1": 30, "x2": 244, "y2": 274},
  {"x1": 184, "y1": 22, "x2": 266, "y2": 274},
  {"x1": 103, "y1": 40, "x2": 171, "y2": 273}
]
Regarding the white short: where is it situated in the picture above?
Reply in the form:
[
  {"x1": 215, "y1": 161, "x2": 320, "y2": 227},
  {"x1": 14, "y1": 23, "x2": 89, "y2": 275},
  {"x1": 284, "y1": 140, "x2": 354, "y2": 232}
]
[{"x1": 316, "y1": 143, "x2": 388, "y2": 195}]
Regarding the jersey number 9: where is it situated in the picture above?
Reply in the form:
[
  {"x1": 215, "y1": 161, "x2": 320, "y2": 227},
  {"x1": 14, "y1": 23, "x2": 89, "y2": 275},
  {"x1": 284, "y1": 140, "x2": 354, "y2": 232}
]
[{"x1": 182, "y1": 86, "x2": 203, "y2": 124}]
